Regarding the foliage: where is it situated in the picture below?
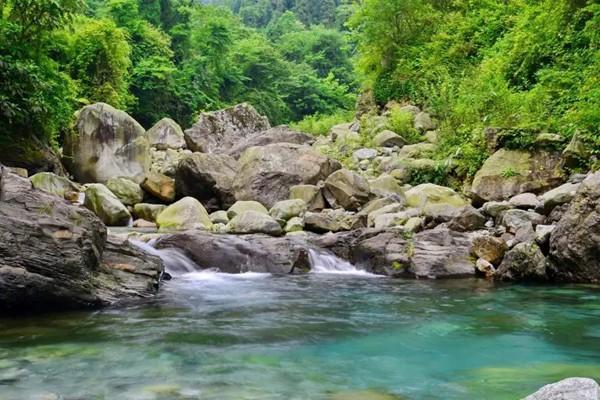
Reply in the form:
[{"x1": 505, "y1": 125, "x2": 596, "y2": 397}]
[
  {"x1": 350, "y1": 0, "x2": 600, "y2": 174},
  {"x1": 291, "y1": 109, "x2": 354, "y2": 136},
  {"x1": 387, "y1": 108, "x2": 422, "y2": 144}
]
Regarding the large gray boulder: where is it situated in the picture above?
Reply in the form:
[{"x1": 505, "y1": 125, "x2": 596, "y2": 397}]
[
  {"x1": 155, "y1": 231, "x2": 311, "y2": 274},
  {"x1": 523, "y1": 377, "x2": 599, "y2": 400},
  {"x1": 324, "y1": 169, "x2": 371, "y2": 211},
  {"x1": 227, "y1": 211, "x2": 283, "y2": 236},
  {"x1": 234, "y1": 143, "x2": 340, "y2": 208},
  {"x1": 146, "y1": 118, "x2": 185, "y2": 150},
  {"x1": 549, "y1": 172, "x2": 600, "y2": 283},
  {"x1": 184, "y1": 103, "x2": 270, "y2": 153},
  {"x1": 63, "y1": 103, "x2": 150, "y2": 184},
  {"x1": 471, "y1": 149, "x2": 565, "y2": 202},
  {"x1": 0, "y1": 167, "x2": 162, "y2": 314},
  {"x1": 354, "y1": 227, "x2": 476, "y2": 278},
  {"x1": 227, "y1": 125, "x2": 315, "y2": 159},
  {"x1": 175, "y1": 153, "x2": 238, "y2": 212}
]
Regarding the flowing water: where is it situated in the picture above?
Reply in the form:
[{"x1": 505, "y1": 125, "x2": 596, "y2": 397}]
[{"x1": 0, "y1": 247, "x2": 599, "y2": 400}]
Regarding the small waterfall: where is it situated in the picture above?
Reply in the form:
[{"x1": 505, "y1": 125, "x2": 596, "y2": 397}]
[
  {"x1": 308, "y1": 249, "x2": 375, "y2": 276},
  {"x1": 131, "y1": 240, "x2": 200, "y2": 275}
]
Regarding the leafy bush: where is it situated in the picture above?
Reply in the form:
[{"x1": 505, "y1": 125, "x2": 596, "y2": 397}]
[
  {"x1": 387, "y1": 107, "x2": 422, "y2": 144},
  {"x1": 291, "y1": 109, "x2": 354, "y2": 136}
]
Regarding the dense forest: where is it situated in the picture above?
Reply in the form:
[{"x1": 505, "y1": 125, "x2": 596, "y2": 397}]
[{"x1": 0, "y1": 0, "x2": 598, "y2": 175}]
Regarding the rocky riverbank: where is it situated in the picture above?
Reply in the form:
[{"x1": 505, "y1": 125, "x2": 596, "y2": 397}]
[{"x1": 1, "y1": 101, "x2": 599, "y2": 315}]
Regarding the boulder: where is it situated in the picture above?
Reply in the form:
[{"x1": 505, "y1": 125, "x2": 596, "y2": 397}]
[
  {"x1": 405, "y1": 184, "x2": 469, "y2": 220},
  {"x1": 183, "y1": 103, "x2": 270, "y2": 153},
  {"x1": 562, "y1": 132, "x2": 590, "y2": 168},
  {"x1": 155, "y1": 197, "x2": 211, "y2": 230},
  {"x1": 209, "y1": 210, "x2": 229, "y2": 225},
  {"x1": 404, "y1": 217, "x2": 424, "y2": 233},
  {"x1": 285, "y1": 217, "x2": 304, "y2": 233},
  {"x1": 30, "y1": 172, "x2": 81, "y2": 200},
  {"x1": 150, "y1": 147, "x2": 191, "y2": 177},
  {"x1": 353, "y1": 148, "x2": 378, "y2": 162},
  {"x1": 141, "y1": 172, "x2": 176, "y2": 203},
  {"x1": 304, "y1": 209, "x2": 362, "y2": 233},
  {"x1": 535, "y1": 224, "x2": 555, "y2": 249},
  {"x1": 0, "y1": 168, "x2": 162, "y2": 314},
  {"x1": 495, "y1": 242, "x2": 547, "y2": 281},
  {"x1": 323, "y1": 169, "x2": 371, "y2": 211},
  {"x1": 227, "y1": 125, "x2": 315, "y2": 159},
  {"x1": 368, "y1": 174, "x2": 406, "y2": 200},
  {"x1": 234, "y1": 143, "x2": 340, "y2": 208},
  {"x1": 156, "y1": 231, "x2": 310, "y2": 274},
  {"x1": 448, "y1": 206, "x2": 487, "y2": 232},
  {"x1": 481, "y1": 201, "x2": 513, "y2": 218},
  {"x1": 133, "y1": 203, "x2": 166, "y2": 223},
  {"x1": 132, "y1": 219, "x2": 157, "y2": 228},
  {"x1": 227, "y1": 211, "x2": 283, "y2": 236},
  {"x1": 84, "y1": 184, "x2": 131, "y2": 226},
  {"x1": 6, "y1": 167, "x2": 28, "y2": 177},
  {"x1": 331, "y1": 124, "x2": 361, "y2": 144},
  {"x1": 175, "y1": 152, "x2": 238, "y2": 212},
  {"x1": 106, "y1": 177, "x2": 144, "y2": 206},
  {"x1": 549, "y1": 171, "x2": 600, "y2": 283},
  {"x1": 355, "y1": 227, "x2": 476, "y2": 278},
  {"x1": 523, "y1": 377, "x2": 599, "y2": 400},
  {"x1": 63, "y1": 103, "x2": 150, "y2": 184},
  {"x1": 373, "y1": 210, "x2": 417, "y2": 230},
  {"x1": 289, "y1": 184, "x2": 326, "y2": 211},
  {"x1": 471, "y1": 149, "x2": 565, "y2": 202},
  {"x1": 476, "y1": 258, "x2": 496, "y2": 279},
  {"x1": 373, "y1": 130, "x2": 406, "y2": 148},
  {"x1": 414, "y1": 112, "x2": 436, "y2": 131},
  {"x1": 146, "y1": 118, "x2": 186, "y2": 150},
  {"x1": 471, "y1": 234, "x2": 508, "y2": 265},
  {"x1": 397, "y1": 143, "x2": 436, "y2": 159},
  {"x1": 227, "y1": 200, "x2": 269, "y2": 219},
  {"x1": 540, "y1": 182, "x2": 580, "y2": 213},
  {"x1": 367, "y1": 203, "x2": 406, "y2": 227},
  {"x1": 270, "y1": 199, "x2": 307, "y2": 221},
  {"x1": 509, "y1": 193, "x2": 540, "y2": 209},
  {"x1": 500, "y1": 209, "x2": 545, "y2": 233}
]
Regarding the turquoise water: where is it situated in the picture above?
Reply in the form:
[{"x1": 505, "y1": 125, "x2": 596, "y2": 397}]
[{"x1": 0, "y1": 272, "x2": 599, "y2": 400}]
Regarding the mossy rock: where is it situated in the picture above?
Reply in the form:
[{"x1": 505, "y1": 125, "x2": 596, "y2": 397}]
[{"x1": 156, "y1": 197, "x2": 211, "y2": 230}]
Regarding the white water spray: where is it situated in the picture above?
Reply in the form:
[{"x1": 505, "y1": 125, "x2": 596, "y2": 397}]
[
  {"x1": 131, "y1": 240, "x2": 200, "y2": 275},
  {"x1": 308, "y1": 249, "x2": 378, "y2": 276}
]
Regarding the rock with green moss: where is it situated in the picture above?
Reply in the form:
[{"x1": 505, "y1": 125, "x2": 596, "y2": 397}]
[
  {"x1": 562, "y1": 131, "x2": 590, "y2": 168},
  {"x1": 156, "y1": 197, "x2": 211, "y2": 230},
  {"x1": 284, "y1": 217, "x2": 304, "y2": 233},
  {"x1": 495, "y1": 242, "x2": 547, "y2": 281},
  {"x1": 227, "y1": 200, "x2": 268, "y2": 219},
  {"x1": 133, "y1": 203, "x2": 166, "y2": 223},
  {"x1": 304, "y1": 209, "x2": 361, "y2": 233},
  {"x1": 227, "y1": 210, "x2": 283, "y2": 236},
  {"x1": 209, "y1": 210, "x2": 229, "y2": 225},
  {"x1": 373, "y1": 130, "x2": 406, "y2": 148},
  {"x1": 397, "y1": 143, "x2": 436, "y2": 159},
  {"x1": 270, "y1": 199, "x2": 307, "y2": 221},
  {"x1": 414, "y1": 112, "x2": 436, "y2": 131},
  {"x1": 369, "y1": 174, "x2": 406, "y2": 200},
  {"x1": 367, "y1": 203, "x2": 406, "y2": 227},
  {"x1": 289, "y1": 184, "x2": 326, "y2": 211},
  {"x1": 404, "y1": 217, "x2": 424, "y2": 233},
  {"x1": 141, "y1": 172, "x2": 175, "y2": 203},
  {"x1": 146, "y1": 118, "x2": 186, "y2": 150},
  {"x1": 106, "y1": 177, "x2": 144, "y2": 206},
  {"x1": 84, "y1": 184, "x2": 131, "y2": 226},
  {"x1": 471, "y1": 149, "x2": 565, "y2": 202},
  {"x1": 406, "y1": 183, "x2": 467, "y2": 208},
  {"x1": 324, "y1": 169, "x2": 371, "y2": 211},
  {"x1": 63, "y1": 103, "x2": 150, "y2": 184},
  {"x1": 30, "y1": 172, "x2": 81, "y2": 200}
]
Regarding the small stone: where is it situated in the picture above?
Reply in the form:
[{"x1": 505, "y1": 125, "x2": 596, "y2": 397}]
[
  {"x1": 353, "y1": 148, "x2": 378, "y2": 162},
  {"x1": 535, "y1": 224, "x2": 555, "y2": 247},
  {"x1": 476, "y1": 258, "x2": 495, "y2": 279},
  {"x1": 285, "y1": 217, "x2": 304, "y2": 233},
  {"x1": 209, "y1": 210, "x2": 229, "y2": 225},
  {"x1": 373, "y1": 130, "x2": 406, "y2": 148},
  {"x1": 133, "y1": 219, "x2": 157, "y2": 228},
  {"x1": 509, "y1": 193, "x2": 541, "y2": 209},
  {"x1": 227, "y1": 200, "x2": 269, "y2": 219},
  {"x1": 270, "y1": 199, "x2": 307, "y2": 221},
  {"x1": 414, "y1": 111, "x2": 436, "y2": 131},
  {"x1": 481, "y1": 201, "x2": 513, "y2": 218}
]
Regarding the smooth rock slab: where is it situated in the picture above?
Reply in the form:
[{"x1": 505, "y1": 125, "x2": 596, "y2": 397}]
[{"x1": 523, "y1": 377, "x2": 599, "y2": 400}]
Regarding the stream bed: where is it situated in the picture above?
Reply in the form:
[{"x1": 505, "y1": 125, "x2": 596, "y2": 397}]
[{"x1": 0, "y1": 270, "x2": 599, "y2": 400}]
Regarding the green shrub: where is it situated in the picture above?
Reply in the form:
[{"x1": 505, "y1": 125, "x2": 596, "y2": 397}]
[
  {"x1": 291, "y1": 109, "x2": 354, "y2": 136},
  {"x1": 387, "y1": 107, "x2": 422, "y2": 144}
]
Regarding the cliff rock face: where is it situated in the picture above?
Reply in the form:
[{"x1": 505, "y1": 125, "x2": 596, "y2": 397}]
[
  {"x1": 0, "y1": 167, "x2": 162, "y2": 314},
  {"x1": 63, "y1": 103, "x2": 150, "y2": 184},
  {"x1": 549, "y1": 171, "x2": 600, "y2": 283}
]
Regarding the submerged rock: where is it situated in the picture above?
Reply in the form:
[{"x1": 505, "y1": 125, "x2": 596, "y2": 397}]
[
  {"x1": 0, "y1": 167, "x2": 162, "y2": 314},
  {"x1": 63, "y1": 103, "x2": 150, "y2": 184},
  {"x1": 155, "y1": 231, "x2": 311, "y2": 274},
  {"x1": 184, "y1": 103, "x2": 270, "y2": 153}
]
